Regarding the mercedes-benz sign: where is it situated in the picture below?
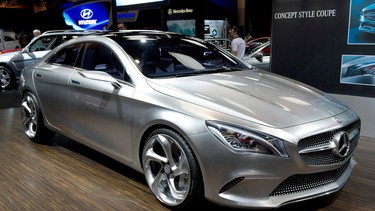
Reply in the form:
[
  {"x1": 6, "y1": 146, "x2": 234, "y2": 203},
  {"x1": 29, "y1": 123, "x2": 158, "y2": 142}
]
[{"x1": 332, "y1": 131, "x2": 350, "y2": 158}]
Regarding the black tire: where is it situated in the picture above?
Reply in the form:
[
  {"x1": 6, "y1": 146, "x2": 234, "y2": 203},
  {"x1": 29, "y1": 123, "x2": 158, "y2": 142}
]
[
  {"x1": 0, "y1": 66, "x2": 15, "y2": 90},
  {"x1": 142, "y1": 128, "x2": 203, "y2": 210},
  {"x1": 20, "y1": 92, "x2": 55, "y2": 143}
]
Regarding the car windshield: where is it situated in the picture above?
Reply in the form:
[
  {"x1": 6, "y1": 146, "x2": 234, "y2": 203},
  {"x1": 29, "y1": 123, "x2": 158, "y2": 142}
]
[{"x1": 109, "y1": 34, "x2": 250, "y2": 78}]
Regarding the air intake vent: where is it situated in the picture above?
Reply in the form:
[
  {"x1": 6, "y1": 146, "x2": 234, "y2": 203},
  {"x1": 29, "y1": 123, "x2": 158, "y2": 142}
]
[{"x1": 219, "y1": 177, "x2": 244, "y2": 193}]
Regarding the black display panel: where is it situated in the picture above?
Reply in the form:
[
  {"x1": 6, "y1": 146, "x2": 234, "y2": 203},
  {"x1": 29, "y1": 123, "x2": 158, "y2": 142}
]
[{"x1": 271, "y1": 0, "x2": 375, "y2": 97}]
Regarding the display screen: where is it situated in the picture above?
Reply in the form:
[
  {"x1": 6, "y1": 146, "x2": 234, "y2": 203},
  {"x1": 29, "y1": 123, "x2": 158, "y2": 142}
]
[
  {"x1": 63, "y1": 1, "x2": 111, "y2": 30},
  {"x1": 116, "y1": 0, "x2": 166, "y2": 7},
  {"x1": 167, "y1": 19, "x2": 196, "y2": 37}
]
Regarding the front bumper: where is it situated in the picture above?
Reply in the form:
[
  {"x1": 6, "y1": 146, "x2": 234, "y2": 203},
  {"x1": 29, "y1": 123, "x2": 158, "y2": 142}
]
[{"x1": 192, "y1": 111, "x2": 360, "y2": 209}]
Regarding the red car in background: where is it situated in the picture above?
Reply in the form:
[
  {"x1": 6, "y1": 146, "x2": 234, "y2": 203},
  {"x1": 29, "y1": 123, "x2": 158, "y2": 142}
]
[
  {"x1": 0, "y1": 48, "x2": 22, "y2": 55},
  {"x1": 246, "y1": 36, "x2": 270, "y2": 55}
]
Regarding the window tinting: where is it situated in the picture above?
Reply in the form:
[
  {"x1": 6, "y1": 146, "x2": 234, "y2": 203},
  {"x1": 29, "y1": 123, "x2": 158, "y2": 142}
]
[
  {"x1": 50, "y1": 43, "x2": 83, "y2": 66},
  {"x1": 110, "y1": 35, "x2": 247, "y2": 78},
  {"x1": 81, "y1": 43, "x2": 125, "y2": 80}
]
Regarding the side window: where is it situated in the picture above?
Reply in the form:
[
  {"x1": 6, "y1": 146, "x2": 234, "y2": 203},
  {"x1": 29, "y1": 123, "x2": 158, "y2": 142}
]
[
  {"x1": 47, "y1": 35, "x2": 80, "y2": 50},
  {"x1": 4, "y1": 36, "x2": 14, "y2": 42},
  {"x1": 29, "y1": 36, "x2": 58, "y2": 52},
  {"x1": 48, "y1": 43, "x2": 83, "y2": 67},
  {"x1": 80, "y1": 42, "x2": 126, "y2": 80},
  {"x1": 62, "y1": 35, "x2": 76, "y2": 42}
]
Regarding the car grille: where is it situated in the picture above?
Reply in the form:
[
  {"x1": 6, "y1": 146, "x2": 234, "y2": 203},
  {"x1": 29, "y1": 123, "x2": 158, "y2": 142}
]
[
  {"x1": 270, "y1": 161, "x2": 349, "y2": 197},
  {"x1": 297, "y1": 120, "x2": 360, "y2": 166},
  {"x1": 363, "y1": 11, "x2": 375, "y2": 22}
]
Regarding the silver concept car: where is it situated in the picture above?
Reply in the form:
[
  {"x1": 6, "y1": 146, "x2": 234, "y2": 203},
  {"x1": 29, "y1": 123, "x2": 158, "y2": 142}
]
[{"x1": 19, "y1": 30, "x2": 361, "y2": 210}]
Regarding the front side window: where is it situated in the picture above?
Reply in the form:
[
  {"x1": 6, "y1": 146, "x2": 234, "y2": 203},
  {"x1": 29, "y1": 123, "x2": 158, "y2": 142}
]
[
  {"x1": 4, "y1": 36, "x2": 14, "y2": 42},
  {"x1": 29, "y1": 36, "x2": 59, "y2": 52},
  {"x1": 80, "y1": 42, "x2": 125, "y2": 80}
]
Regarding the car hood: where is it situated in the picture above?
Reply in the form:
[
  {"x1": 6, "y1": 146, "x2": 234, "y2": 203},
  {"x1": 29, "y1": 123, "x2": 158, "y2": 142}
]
[
  {"x1": 363, "y1": 3, "x2": 375, "y2": 12},
  {"x1": 147, "y1": 70, "x2": 349, "y2": 128},
  {"x1": 0, "y1": 51, "x2": 19, "y2": 61}
]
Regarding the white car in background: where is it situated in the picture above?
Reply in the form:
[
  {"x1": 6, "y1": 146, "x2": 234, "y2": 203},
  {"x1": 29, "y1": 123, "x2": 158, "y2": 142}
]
[
  {"x1": 243, "y1": 41, "x2": 271, "y2": 71},
  {"x1": 0, "y1": 30, "x2": 21, "y2": 53},
  {"x1": 0, "y1": 30, "x2": 98, "y2": 89}
]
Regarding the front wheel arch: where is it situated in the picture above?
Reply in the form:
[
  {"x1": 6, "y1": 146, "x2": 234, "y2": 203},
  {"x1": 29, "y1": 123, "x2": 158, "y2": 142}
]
[{"x1": 141, "y1": 127, "x2": 204, "y2": 210}]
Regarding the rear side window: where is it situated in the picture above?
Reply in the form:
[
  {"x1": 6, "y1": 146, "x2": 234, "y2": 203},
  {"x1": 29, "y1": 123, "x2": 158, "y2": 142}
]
[{"x1": 48, "y1": 43, "x2": 83, "y2": 66}]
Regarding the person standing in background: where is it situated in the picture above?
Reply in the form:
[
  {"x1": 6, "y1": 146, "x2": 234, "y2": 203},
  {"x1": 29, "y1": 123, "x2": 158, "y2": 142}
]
[
  {"x1": 19, "y1": 32, "x2": 28, "y2": 48},
  {"x1": 33, "y1": 29, "x2": 41, "y2": 38},
  {"x1": 117, "y1": 22, "x2": 126, "y2": 30},
  {"x1": 229, "y1": 26, "x2": 246, "y2": 60},
  {"x1": 244, "y1": 32, "x2": 253, "y2": 43},
  {"x1": 29, "y1": 29, "x2": 41, "y2": 43}
]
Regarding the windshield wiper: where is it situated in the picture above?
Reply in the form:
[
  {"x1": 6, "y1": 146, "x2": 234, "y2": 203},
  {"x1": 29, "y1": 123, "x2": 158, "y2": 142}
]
[
  {"x1": 147, "y1": 66, "x2": 246, "y2": 78},
  {"x1": 173, "y1": 67, "x2": 242, "y2": 77}
]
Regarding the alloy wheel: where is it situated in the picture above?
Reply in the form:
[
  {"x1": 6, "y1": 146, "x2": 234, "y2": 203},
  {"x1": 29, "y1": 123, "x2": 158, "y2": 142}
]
[
  {"x1": 21, "y1": 94, "x2": 38, "y2": 138},
  {"x1": 0, "y1": 68, "x2": 11, "y2": 89},
  {"x1": 143, "y1": 132, "x2": 191, "y2": 207}
]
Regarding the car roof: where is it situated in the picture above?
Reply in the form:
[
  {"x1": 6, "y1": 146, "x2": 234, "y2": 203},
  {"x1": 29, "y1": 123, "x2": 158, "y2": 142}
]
[
  {"x1": 40, "y1": 29, "x2": 105, "y2": 36},
  {"x1": 38, "y1": 29, "x2": 189, "y2": 39}
]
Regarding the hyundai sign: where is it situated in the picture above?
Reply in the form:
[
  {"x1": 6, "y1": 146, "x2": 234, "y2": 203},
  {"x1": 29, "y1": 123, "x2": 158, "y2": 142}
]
[{"x1": 63, "y1": 1, "x2": 111, "y2": 30}]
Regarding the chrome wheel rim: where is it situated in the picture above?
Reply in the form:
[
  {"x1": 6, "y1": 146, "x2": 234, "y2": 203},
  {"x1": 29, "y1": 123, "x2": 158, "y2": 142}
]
[
  {"x1": 143, "y1": 133, "x2": 191, "y2": 206},
  {"x1": 21, "y1": 95, "x2": 38, "y2": 138},
  {"x1": 0, "y1": 68, "x2": 10, "y2": 89}
]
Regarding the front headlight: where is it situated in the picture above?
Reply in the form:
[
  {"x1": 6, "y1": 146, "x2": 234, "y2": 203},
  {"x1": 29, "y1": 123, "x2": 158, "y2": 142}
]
[
  {"x1": 206, "y1": 121, "x2": 289, "y2": 157},
  {"x1": 360, "y1": 9, "x2": 366, "y2": 22}
]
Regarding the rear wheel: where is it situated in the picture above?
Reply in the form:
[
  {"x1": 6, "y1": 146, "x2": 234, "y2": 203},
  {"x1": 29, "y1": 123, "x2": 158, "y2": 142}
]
[
  {"x1": 21, "y1": 92, "x2": 55, "y2": 143},
  {"x1": 142, "y1": 128, "x2": 203, "y2": 210},
  {"x1": 0, "y1": 66, "x2": 14, "y2": 90}
]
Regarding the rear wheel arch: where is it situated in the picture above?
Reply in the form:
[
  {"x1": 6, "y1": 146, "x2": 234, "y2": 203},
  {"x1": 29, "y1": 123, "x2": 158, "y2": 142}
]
[{"x1": 20, "y1": 91, "x2": 55, "y2": 143}]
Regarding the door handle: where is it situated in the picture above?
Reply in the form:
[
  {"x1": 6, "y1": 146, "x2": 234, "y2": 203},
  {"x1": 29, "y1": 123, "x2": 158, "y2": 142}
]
[{"x1": 71, "y1": 80, "x2": 80, "y2": 85}]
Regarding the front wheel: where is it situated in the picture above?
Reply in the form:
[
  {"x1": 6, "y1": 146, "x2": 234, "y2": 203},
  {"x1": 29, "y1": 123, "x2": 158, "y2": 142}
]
[
  {"x1": 142, "y1": 128, "x2": 203, "y2": 210},
  {"x1": 21, "y1": 92, "x2": 55, "y2": 143}
]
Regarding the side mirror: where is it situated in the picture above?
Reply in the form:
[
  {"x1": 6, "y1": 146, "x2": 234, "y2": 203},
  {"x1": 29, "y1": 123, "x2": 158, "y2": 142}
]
[
  {"x1": 78, "y1": 71, "x2": 122, "y2": 89},
  {"x1": 254, "y1": 52, "x2": 264, "y2": 62}
]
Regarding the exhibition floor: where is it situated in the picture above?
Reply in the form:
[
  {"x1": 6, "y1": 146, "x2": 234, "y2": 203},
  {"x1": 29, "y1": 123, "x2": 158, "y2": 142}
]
[{"x1": 0, "y1": 89, "x2": 374, "y2": 210}]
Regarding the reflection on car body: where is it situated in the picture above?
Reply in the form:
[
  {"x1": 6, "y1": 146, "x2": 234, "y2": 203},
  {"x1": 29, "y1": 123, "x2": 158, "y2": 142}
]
[{"x1": 19, "y1": 30, "x2": 361, "y2": 210}]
